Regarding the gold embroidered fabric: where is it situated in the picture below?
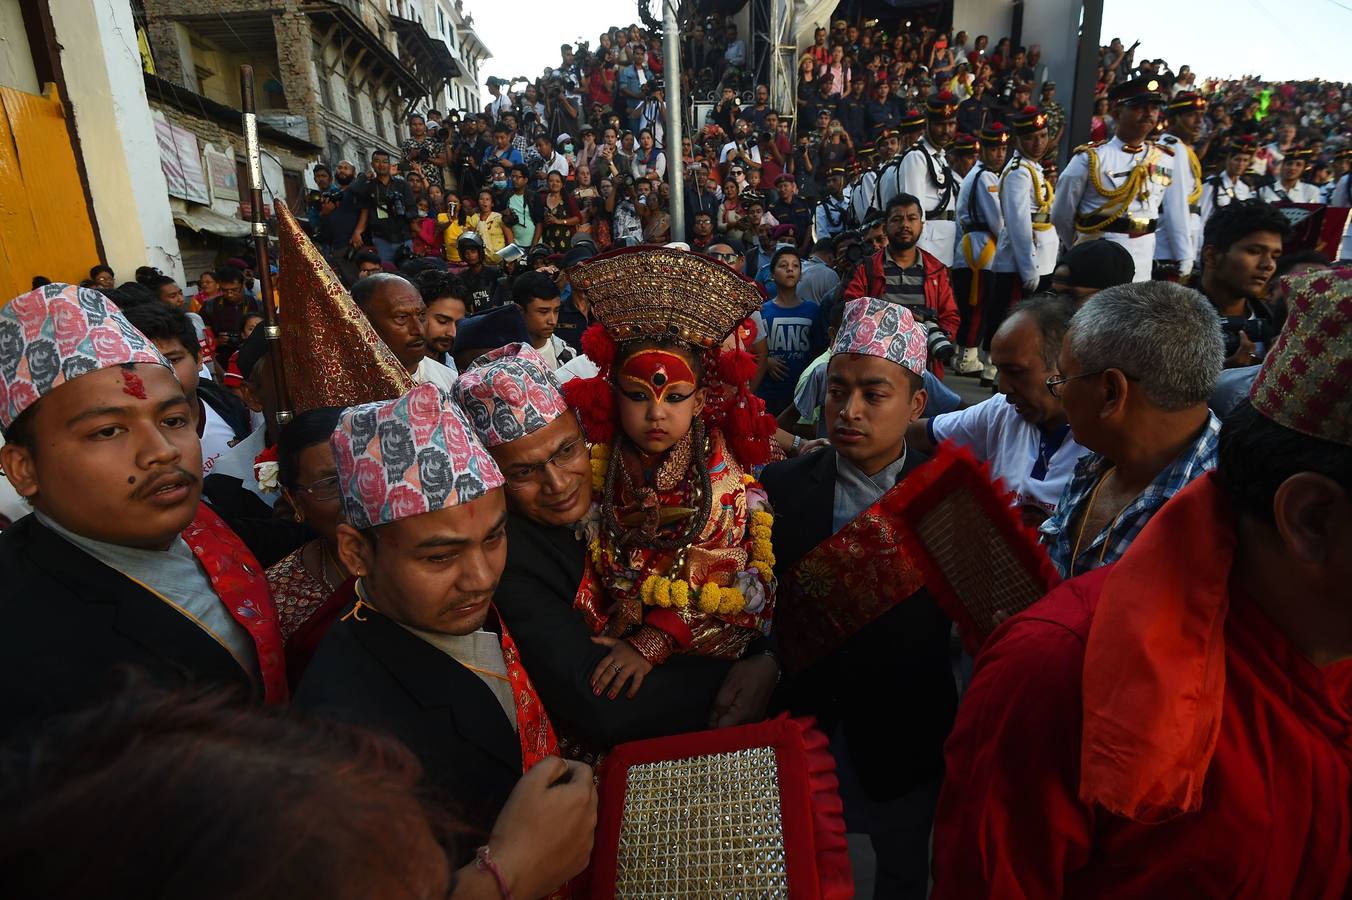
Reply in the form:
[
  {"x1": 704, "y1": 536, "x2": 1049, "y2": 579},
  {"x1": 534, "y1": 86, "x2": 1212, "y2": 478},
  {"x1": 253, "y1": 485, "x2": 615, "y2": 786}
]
[
  {"x1": 615, "y1": 747, "x2": 788, "y2": 897},
  {"x1": 272, "y1": 200, "x2": 414, "y2": 412},
  {"x1": 571, "y1": 247, "x2": 764, "y2": 348}
]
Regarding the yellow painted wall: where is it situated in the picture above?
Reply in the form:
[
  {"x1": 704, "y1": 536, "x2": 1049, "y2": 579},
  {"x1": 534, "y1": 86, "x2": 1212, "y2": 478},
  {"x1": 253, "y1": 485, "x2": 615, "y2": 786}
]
[{"x1": 0, "y1": 85, "x2": 101, "y2": 302}]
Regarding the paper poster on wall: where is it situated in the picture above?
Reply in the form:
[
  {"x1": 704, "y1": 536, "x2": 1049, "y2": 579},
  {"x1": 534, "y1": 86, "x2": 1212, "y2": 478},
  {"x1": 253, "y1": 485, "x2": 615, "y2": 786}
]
[
  {"x1": 204, "y1": 145, "x2": 239, "y2": 203},
  {"x1": 154, "y1": 117, "x2": 210, "y2": 204}
]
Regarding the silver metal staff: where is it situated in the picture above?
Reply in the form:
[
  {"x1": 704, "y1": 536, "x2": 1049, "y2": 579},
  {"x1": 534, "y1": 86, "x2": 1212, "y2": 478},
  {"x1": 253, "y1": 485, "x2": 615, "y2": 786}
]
[{"x1": 239, "y1": 64, "x2": 292, "y2": 425}]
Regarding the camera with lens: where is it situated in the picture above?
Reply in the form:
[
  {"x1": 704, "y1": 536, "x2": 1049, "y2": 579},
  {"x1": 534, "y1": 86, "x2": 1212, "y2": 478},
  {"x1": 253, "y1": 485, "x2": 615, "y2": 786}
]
[
  {"x1": 836, "y1": 230, "x2": 865, "y2": 266},
  {"x1": 1220, "y1": 314, "x2": 1277, "y2": 359},
  {"x1": 912, "y1": 306, "x2": 956, "y2": 367}
]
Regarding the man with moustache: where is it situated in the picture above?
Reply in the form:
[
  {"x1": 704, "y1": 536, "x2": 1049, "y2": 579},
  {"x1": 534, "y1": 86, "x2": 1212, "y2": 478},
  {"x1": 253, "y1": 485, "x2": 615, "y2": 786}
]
[
  {"x1": 453, "y1": 345, "x2": 783, "y2": 748},
  {"x1": 352, "y1": 273, "x2": 458, "y2": 391},
  {"x1": 0, "y1": 284, "x2": 288, "y2": 740},
  {"x1": 763, "y1": 297, "x2": 957, "y2": 899},
  {"x1": 842, "y1": 193, "x2": 960, "y2": 376},
  {"x1": 414, "y1": 269, "x2": 469, "y2": 373},
  {"x1": 1052, "y1": 77, "x2": 1189, "y2": 282}
]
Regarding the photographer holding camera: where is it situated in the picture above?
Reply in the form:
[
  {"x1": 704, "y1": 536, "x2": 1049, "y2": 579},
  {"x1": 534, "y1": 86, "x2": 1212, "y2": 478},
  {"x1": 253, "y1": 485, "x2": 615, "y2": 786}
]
[
  {"x1": 1195, "y1": 200, "x2": 1289, "y2": 368},
  {"x1": 543, "y1": 75, "x2": 582, "y2": 144},
  {"x1": 843, "y1": 193, "x2": 960, "y2": 376},
  {"x1": 636, "y1": 80, "x2": 666, "y2": 147}
]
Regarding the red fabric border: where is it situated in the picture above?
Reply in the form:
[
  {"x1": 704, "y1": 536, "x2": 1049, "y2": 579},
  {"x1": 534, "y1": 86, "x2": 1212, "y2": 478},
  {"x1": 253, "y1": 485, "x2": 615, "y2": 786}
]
[{"x1": 583, "y1": 714, "x2": 850, "y2": 898}]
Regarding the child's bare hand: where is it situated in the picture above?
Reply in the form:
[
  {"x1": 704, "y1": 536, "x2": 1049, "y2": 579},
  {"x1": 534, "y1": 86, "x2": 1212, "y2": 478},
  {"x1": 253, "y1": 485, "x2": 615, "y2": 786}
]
[{"x1": 590, "y1": 636, "x2": 653, "y2": 699}]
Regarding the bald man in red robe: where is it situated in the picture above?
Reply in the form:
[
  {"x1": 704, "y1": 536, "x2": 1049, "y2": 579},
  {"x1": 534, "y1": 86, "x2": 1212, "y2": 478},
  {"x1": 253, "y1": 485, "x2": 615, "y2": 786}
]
[{"x1": 931, "y1": 268, "x2": 1352, "y2": 898}]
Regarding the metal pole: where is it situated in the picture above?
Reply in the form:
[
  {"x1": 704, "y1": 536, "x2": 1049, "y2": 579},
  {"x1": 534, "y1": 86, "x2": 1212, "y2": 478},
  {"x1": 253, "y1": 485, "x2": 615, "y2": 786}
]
[
  {"x1": 1066, "y1": 0, "x2": 1104, "y2": 165},
  {"x1": 662, "y1": 0, "x2": 685, "y2": 243},
  {"x1": 239, "y1": 64, "x2": 292, "y2": 425}
]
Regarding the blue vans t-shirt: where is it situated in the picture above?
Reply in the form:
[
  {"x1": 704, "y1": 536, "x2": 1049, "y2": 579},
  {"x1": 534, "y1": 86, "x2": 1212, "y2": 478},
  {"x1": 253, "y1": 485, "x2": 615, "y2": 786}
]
[{"x1": 757, "y1": 298, "x2": 827, "y2": 416}]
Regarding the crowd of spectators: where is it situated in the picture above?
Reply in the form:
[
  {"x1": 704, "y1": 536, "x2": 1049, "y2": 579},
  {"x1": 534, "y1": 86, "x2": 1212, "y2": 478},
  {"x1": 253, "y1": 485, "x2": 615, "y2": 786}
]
[{"x1": 296, "y1": 12, "x2": 1347, "y2": 282}]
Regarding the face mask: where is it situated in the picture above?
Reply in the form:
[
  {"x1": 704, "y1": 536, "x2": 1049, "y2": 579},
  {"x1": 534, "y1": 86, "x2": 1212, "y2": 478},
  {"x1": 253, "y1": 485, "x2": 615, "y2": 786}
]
[
  {"x1": 562, "y1": 143, "x2": 574, "y2": 154},
  {"x1": 493, "y1": 179, "x2": 509, "y2": 190}
]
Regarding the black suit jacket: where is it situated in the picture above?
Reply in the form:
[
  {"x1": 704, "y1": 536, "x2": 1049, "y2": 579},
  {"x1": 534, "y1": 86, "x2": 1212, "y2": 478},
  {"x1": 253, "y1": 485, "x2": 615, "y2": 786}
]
[
  {"x1": 201, "y1": 474, "x2": 312, "y2": 569},
  {"x1": 293, "y1": 608, "x2": 521, "y2": 845},
  {"x1": 0, "y1": 515, "x2": 255, "y2": 741},
  {"x1": 761, "y1": 447, "x2": 957, "y2": 801},
  {"x1": 496, "y1": 513, "x2": 734, "y2": 749}
]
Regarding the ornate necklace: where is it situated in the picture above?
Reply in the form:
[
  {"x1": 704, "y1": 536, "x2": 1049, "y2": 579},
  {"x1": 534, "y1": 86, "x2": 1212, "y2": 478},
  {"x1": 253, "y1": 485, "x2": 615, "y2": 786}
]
[{"x1": 602, "y1": 418, "x2": 713, "y2": 557}]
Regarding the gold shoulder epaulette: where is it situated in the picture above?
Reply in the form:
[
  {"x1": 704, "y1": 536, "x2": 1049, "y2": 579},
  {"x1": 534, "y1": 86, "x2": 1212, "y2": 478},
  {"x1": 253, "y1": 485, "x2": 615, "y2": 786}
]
[
  {"x1": 1152, "y1": 140, "x2": 1175, "y2": 157},
  {"x1": 1072, "y1": 139, "x2": 1106, "y2": 156}
]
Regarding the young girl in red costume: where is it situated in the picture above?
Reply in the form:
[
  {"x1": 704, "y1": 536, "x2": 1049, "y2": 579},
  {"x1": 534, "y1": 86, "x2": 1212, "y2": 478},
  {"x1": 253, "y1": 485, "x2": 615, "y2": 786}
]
[{"x1": 561, "y1": 247, "x2": 780, "y2": 696}]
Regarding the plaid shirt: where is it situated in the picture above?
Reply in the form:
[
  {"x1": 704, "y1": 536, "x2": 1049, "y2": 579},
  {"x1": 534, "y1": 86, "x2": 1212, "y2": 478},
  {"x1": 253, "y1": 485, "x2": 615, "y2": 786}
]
[{"x1": 1040, "y1": 412, "x2": 1221, "y2": 578}]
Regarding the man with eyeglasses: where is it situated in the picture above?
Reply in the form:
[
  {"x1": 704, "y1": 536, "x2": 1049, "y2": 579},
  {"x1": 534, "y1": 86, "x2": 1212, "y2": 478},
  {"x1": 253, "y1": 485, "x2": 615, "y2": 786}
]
[
  {"x1": 1036, "y1": 282, "x2": 1223, "y2": 578},
  {"x1": 907, "y1": 294, "x2": 1088, "y2": 526},
  {"x1": 452, "y1": 345, "x2": 783, "y2": 750}
]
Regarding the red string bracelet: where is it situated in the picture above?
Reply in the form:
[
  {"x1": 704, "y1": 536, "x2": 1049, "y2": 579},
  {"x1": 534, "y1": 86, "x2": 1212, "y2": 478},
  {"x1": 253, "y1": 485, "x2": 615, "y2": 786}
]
[{"x1": 475, "y1": 845, "x2": 512, "y2": 899}]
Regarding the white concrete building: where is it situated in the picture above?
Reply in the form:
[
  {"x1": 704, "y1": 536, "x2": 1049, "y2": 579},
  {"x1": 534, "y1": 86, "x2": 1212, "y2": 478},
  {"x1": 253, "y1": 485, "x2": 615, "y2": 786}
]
[{"x1": 422, "y1": 0, "x2": 491, "y2": 115}]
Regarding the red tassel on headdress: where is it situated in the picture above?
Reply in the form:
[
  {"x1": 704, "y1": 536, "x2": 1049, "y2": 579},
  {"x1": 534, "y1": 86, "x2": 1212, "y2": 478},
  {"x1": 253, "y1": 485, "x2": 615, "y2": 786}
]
[
  {"x1": 716, "y1": 346, "x2": 759, "y2": 386},
  {"x1": 560, "y1": 323, "x2": 621, "y2": 445},
  {"x1": 725, "y1": 395, "x2": 778, "y2": 467},
  {"x1": 561, "y1": 374, "x2": 617, "y2": 445},
  {"x1": 581, "y1": 323, "x2": 617, "y2": 373},
  {"x1": 704, "y1": 346, "x2": 776, "y2": 467}
]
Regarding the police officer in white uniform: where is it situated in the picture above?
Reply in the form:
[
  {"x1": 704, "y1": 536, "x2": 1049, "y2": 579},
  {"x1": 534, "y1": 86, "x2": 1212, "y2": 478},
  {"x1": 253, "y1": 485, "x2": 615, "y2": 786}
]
[
  {"x1": 951, "y1": 125, "x2": 1010, "y2": 374},
  {"x1": 849, "y1": 129, "x2": 903, "y2": 228},
  {"x1": 867, "y1": 111, "x2": 925, "y2": 227},
  {"x1": 1257, "y1": 146, "x2": 1322, "y2": 205},
  {"x1": 815, "y1": 166, "x2": 853, "y2": 239},
  {"x1": 1198, "y1": 135, "x2": 1256, "y2": 256},
  {"x1": 951, "y1": 124, "x2": 1009, "y2": 375},
  {"x1": 989, "y1": 107, "x2": 1057, "y2": 384},
  {"x1": 846, "y1": 144, "x2": 881, "y2": 229},
  {"x1": 883, "y1": 93, "x2": 960, "y2": 264},
  {"x1": 1051, "y1": 77, "x2": 1188, "y2": 282},
  {"x1": 1153, "y1": 91, "x2": 1206, "y2": 279}
]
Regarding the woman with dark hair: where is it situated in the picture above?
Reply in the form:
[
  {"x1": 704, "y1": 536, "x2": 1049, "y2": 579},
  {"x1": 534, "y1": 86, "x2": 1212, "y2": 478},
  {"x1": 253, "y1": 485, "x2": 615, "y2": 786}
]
[
  {"x1": 402, "y1": 113, "x2": 445, "y2": 189},
  {"x1": 264, "y1": 407, "x2": 351, "y2": 684},
  {"x1": 1090, "y1": 96, "x2": 1114, "y2": 142},
  {"x1": 538, "y1": 170, "x2": 580, "y2": 251}
]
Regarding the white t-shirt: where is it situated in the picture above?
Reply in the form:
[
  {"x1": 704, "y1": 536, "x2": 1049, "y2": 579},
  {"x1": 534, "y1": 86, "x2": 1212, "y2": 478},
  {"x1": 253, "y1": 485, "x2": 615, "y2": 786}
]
[
  {"x1": 927, "y1": 395, "x2": 1090, "y2": 520},
  {"x1": 415, "y1": 356, "x2": 459, "y2": 392},
  {"x1": 719, "y1": 140, "x2": 762, "y2": 166},
  {"x1": 199, "y1": 401, "x2": 237, "y2": 478}
]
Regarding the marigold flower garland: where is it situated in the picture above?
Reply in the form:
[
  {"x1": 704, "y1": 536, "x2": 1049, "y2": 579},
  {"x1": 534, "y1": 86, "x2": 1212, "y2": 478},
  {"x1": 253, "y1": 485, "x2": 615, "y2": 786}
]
[{"x1": 588, "y1": 443, "x2": 775, "y2": 616}]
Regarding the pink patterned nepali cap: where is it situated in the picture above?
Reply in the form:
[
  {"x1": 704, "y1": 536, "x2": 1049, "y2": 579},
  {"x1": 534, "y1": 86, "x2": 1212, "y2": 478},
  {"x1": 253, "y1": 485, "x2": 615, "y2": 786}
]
[
  {"x1": 1250, "y1": 267, "x2": 1352, "y2": 446},
  {"x1": 831, "y1": 297, "x2": 928, "y2": 377},
  {"x1": 451, "y1": 342, "x2": 569, "y2": 447},
  {"x1": 0, "y1": 283, "x2": 170, "y2": 430},
  {"x1": 330, "y1": 382, "x2": 505, "y2": 529}
]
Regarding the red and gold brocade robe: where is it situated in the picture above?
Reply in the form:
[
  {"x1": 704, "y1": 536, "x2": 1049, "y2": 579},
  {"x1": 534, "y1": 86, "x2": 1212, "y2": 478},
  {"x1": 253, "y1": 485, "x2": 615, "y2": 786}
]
[{"x1": 592, "y1": 428, "x2": 774, "y2": 660}]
